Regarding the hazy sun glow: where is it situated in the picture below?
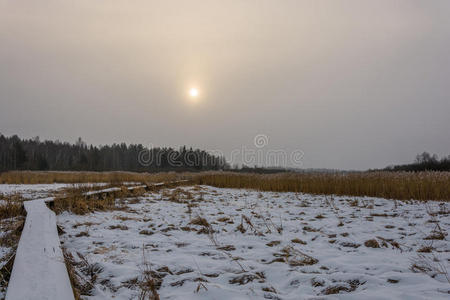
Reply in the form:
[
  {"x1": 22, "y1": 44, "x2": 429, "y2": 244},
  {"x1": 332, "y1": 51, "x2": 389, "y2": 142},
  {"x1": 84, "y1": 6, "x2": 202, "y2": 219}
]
[{"x1": 189, "y1": 88, "x2": 199, "y2": 98}]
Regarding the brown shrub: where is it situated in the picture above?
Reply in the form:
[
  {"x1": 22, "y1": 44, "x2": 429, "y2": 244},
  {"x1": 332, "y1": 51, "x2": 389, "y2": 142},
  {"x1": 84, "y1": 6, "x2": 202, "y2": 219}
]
[
  {"x1": 291, "y1": 238, "x2": 307, "y2": 245},
  {"x1": 364, "y1": 239, "x2": 380, "y2": 248},
  {"x1": 190, "y1": 216, "x2": 210, "y2": 227},
  {"x1": 0, "y1": 201, "x2": 25, "y2": 220}
]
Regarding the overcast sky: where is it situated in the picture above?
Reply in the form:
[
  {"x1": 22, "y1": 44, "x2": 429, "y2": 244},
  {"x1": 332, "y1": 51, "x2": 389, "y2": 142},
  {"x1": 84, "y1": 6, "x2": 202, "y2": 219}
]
[{"x1": 1, "y1": 1, "x2": 449, "y2": 170}]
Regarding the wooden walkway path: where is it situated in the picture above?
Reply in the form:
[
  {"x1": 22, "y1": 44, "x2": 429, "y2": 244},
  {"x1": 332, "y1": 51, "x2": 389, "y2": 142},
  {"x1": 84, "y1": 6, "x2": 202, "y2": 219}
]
[
  {"x1": 6, "y1": 180, "x2": 188, "y2": 300},
  {"x1": 6, "y1": 198, "x2": 74, "y2": 300}
]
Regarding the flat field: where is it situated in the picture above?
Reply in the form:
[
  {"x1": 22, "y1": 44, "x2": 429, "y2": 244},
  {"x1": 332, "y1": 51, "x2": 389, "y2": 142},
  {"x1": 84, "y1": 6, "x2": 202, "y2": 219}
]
[{"x1": 56, "y1": 186, "x2": 450, "y2": 299}]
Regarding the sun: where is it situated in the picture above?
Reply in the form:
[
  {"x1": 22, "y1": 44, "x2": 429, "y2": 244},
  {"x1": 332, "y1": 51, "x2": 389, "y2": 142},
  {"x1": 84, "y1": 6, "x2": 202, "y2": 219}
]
[{"x1": 189, "y1": 88, "x2": 199, "y2": 98}]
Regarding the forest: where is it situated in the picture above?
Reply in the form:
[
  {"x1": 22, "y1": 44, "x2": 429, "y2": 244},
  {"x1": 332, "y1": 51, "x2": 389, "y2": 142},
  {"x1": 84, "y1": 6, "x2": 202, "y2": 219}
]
[
  {"x1": 383, "y1": 152, "x2": 450, "y2": 172},
  {"x1": 0, "y1": 134, "x2": 228, "y2": 172}
]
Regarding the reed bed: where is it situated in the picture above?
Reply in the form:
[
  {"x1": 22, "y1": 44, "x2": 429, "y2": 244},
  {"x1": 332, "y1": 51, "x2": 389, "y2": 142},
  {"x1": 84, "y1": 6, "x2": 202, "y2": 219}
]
[
  {"x1": 0, "y1": 171, "x2": 183, "y2": 184},
  {"x1": 0, "y1": 194, "x2": 26, "y2": 219},
  {"x1": 53, "y1": 185, "x2": 151, "y2": 215},
  {"x1": 1, "y1": 170, "x2": 449, "y2": 201},
  {"x1": 53, "y1": 190, "x2": 117, "y2": 215},
  {"x1": 194, "y1": 171, "x2": 450, "y2": 201}
]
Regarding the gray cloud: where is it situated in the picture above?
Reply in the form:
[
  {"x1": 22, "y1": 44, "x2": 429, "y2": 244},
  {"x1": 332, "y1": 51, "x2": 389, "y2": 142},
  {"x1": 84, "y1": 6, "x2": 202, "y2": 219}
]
[{"x1": 1, "y1": 0, "x2": 449, "y2": 170}]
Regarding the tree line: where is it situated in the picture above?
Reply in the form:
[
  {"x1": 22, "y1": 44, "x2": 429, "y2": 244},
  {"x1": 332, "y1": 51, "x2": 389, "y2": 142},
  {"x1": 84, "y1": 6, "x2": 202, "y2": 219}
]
[
  {"x1": 0, "y1": 134, "x2": 229, "y2": 172},
  {"x1": 384, "y1": 152, "x2": 450, "y2": 172}
]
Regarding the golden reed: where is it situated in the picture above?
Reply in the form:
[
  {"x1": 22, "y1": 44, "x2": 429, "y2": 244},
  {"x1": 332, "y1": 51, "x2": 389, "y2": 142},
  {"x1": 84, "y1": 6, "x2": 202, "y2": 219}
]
[
  {"x1": 194, "y1": 171, "x2": 450, "y2": 201},
  {"x1": 1, "y1": 170, "x2": 448, "y2": 201}
]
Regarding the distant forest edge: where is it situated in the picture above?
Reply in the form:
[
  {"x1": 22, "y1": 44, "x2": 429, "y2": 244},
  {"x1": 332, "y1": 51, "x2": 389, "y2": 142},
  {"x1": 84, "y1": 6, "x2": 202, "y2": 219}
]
[
  {"x1": 381, "y1": 152, "x2": 450, "y2": 172},
  {"x1": 0, "y1": 134, "x2": 449, "y2": 173},
  {"x1": 0, "y1": 134, "x2": 229, "y2": 172}
]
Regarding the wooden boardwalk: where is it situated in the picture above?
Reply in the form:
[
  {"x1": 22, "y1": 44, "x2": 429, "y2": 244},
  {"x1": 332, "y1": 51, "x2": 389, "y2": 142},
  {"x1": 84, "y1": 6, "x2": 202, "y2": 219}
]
[
  {"x1": 6, "y1": 198, "x2": 74, "y2": 300},
  {"x1": 6, "y1": 180, "x2": 189, "y2": 300}
]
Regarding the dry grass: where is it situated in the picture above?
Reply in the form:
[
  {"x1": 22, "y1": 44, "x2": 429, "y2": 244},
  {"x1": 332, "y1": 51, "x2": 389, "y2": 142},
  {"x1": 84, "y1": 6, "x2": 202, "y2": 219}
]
[
  {"x1": 0, "y1": 171, "x2": 186, "y2": 184},
  {"x1": 189, "y1": 216, "x2": 210, "y2": 227},
  {"x1": 0, "y1": 195, "x2": 25, "y2": 220},
  {"x1": 62, "y1": 249, "x2": 83, "y2": 299},
  {"x1": 0, "y1": 217, "x2": 25, "y2": 292},
  {"x1": 62, "y1": 249, "x2": 107, "y2": 298},
  {"x1": 2, "y1": 170, "x2": 449, "y2": 201},
  {"x1": 410, "y1": 254, "x2": 450, "y2": 284},
  {"x1": 364, "y1": 239, "x2": 380, "y2": 248},
  {"x1": 194, "y1": 171, "x2": 450, "y2": 201},
  {"x1": 53, "y1": 192, "x2": 116, "y2": 215},
  {"x1": 0, "y1": 219, "x2": 24, "y2": 250},
  {"x1": 52, "y1": 185, "x2": 136, "y2": 215},
  {"x1": 0, "y1": 194, "x2": 26, "y2": 295},
  {"x1": 321, "y1": 279, "x2": 364, "y2": 295},
  {"x1": 272, "y1": 246, "x2": 318, "y2": 267},
  {"x1": 52, "y1": 180, "x2": 191, "y2": 215},
  {"x1": 138, "y1": 250, "x2": 161, "y2": 300},
  {"x1": 0, "y1": 252, "x2": 15, "y2": 296}
]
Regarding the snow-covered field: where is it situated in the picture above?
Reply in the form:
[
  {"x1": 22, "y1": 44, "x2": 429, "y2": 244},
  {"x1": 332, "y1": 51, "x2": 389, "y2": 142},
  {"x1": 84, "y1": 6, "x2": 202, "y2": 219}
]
[
  {"x1": 0, "y1": 183, "x2": 108, "y2": 299},
  {"x1": 0, "y1": 183, "x2": 108, "y2": 201},
  {"x1": 2, "y1": 185, "x2": 73, "y2": 265},
  {"x1": 58, "y1": 186, "x2": 450, "y2": 299}
]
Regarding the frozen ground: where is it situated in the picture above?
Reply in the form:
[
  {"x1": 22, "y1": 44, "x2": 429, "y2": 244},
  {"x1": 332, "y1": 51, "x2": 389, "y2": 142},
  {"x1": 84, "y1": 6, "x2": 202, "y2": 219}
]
[
  {"x1": 0, "y1": 183, "x2": 105, "y2": 299},
  {"x1": 57, "y1": 186, "x2": 450, "y2": 299},
  {"x1": 0, "y1": 183, "x2": 98, "y2": 266}
]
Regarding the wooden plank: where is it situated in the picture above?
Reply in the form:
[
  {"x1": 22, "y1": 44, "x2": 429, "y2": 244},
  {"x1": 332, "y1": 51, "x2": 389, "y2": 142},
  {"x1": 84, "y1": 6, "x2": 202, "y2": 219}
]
[
  {"x1": 6, "y1": 179, "x2": 190, "y2": 299},
  {"x1": 6, "y1": 199, "x2": 74, "y2": 300}
]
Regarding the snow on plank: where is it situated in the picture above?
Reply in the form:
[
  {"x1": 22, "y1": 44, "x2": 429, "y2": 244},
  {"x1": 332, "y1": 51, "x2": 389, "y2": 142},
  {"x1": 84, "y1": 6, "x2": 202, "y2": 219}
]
[
  {"x1": 83, "y1": 184, "x2": 147, "y2": 196},
  {"x1": 6, "y1": 199, "x2": 74, "y2": 300},
  {"x1": 6, "y1": 179, "x2": 189, "y2": 300},
  {"x1": 81, "y1": 180, "x2": 188, "y2": 197}
]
